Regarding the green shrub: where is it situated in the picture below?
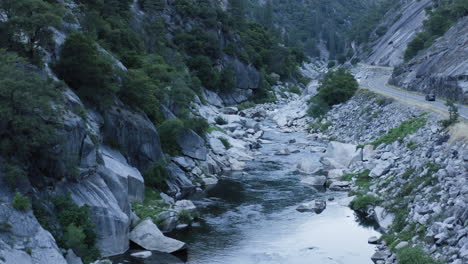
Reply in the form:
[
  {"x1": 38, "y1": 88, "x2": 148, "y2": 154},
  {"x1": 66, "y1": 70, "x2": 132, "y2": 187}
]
[
  {"x1": 52, "y1": 195, "x2": 100, "y2": 264},
  {"x1": 63, "y1": 224, "x2": 87, "y2": 256},
  {"x1": 177, "y1": 209, "x2": 192, "y2": 224},
  {"x1": 238, "y1": 102, "x2": 256, "y2": 111},
  {"x1": 158, "y1": 119, "x2": 184, "y2": 155},
  {"x1": 307, "y1": 97, "x2": 330, "y2": 118},
  {"x1": 3, "y1": 164, "x2": 27, "y2": 189},
  {"x1": 12, "y1": 192, "x2": 30, "y2": 211},
  {"x1": 143, "y1": 161, "x2": 169, "y2": 190},
  {"x1": 396, "y1": 246, "x2": 438, "y2": 264},
  {"x1": 370, "y1": 116, "x2": 427, "y2": 147},
  {"x1": 350, "y1": 194, "x2": 381, "y2": 211},
  {"x1": 327, "y1": 61, "x2": 336, "y2": 68},
  {"x1": 439, "y1": 100, "x2": 459, "y2": 128},
  {"x1": 0, "y1": 51, "x2": 61, "y2": 164},
  {"x1": 55, "y1": 33, "x2": 118, "y2": 103},
  {"x1": 219, "y1": 137, "x2": 232, "y2": 149},
  {"x1": 215, "y1": 116, "x2": 228, "y2": 125},
  {"x1": 307, "y1": 68, "x2": 358, "y2": 118},
  {"x1": 184, "y1": 117, "x2": 210, "y2": 137},
  {"x1": 288, "y1": 86, "x2": 301, "y2": 94},
  {"x1": 0, "y1": 221, "x2": 11, "y2": 232}
]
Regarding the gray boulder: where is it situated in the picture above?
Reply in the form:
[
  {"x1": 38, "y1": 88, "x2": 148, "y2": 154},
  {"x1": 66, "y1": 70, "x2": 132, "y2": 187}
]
[
  {"x1": 321, "y1": 141, "x2": 360, "y2": 169},
  {"x1": 165, "y1": 162, "x2": 195, "y2": 199},
  {"x1": 65, "y1": 250, "x2": 83, "y2": 264},
  {"x1": 301, "y1": 176, "x2": 327, "y2": 188},
  {"x1": 103, "y1": 103, "x2": 164, "y2": 170},
  {"x1": 129, "y1": 219, "x2": 186, "y2": 253},
  {"x1": 370, "y1": 161, "x2": 392, "y2": 178},
  {"x1": 296, "y1": 200, "x2": 327, "y2": 214},
  {"x1": 177, "y1": 129, "x2": 208, "y2": 161}
]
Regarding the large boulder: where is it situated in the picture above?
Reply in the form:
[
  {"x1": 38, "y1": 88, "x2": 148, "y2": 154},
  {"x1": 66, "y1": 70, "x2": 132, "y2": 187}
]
[
  {"x1": 297, "y1": 158, "x2": 322, "y2": 174},
  {"x1": 321, "y1": 141, "x2": 361, "y2": 169},
  {"x1": 129, "y1": 219, "x2": 186, "y2": 253},
  {"x1": 373, "y1": 206, "x2": 395, "y2": 232},
  {"x1": 370, "y1": 161, "x2": 392, "y2": 178},
  {"x1": 103, "y1": 103, "x2": 164, "y2": 171},
  {"x1": 56, "y1": 174, "x2": 130, "y2": 257},
  {"x1": 177, "y1": 129, "x2": 208, "y2": 161},
  {"x1": 296, "y1": 200, "x2": 327, "y2": 214},
  {"x1": 301, "y1": 176, "x2": 327, "y2": 188},
  {"x1": 165, "y1": 162, "x2": 195, "y2": 199}
]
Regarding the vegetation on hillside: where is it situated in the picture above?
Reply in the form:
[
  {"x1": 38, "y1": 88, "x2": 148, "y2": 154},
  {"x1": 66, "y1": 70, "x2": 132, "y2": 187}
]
[
  {"x1": 404, "y1": 0, "x2": 468, "y2": 61},
  {"x1": 308, "y1": 68, "x2": 358, "y2": 118}
]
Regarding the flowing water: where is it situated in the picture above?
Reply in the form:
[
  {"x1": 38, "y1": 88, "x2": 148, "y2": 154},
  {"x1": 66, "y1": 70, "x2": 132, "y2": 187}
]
[{"x1": 113, "y1": 120, "x2": 379, "y2": 264}]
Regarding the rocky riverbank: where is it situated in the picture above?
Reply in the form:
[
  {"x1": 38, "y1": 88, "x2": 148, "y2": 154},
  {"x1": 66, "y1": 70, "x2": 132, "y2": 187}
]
[{"x1": 300, "y1": 90, "x2": 467, "y2": 264}]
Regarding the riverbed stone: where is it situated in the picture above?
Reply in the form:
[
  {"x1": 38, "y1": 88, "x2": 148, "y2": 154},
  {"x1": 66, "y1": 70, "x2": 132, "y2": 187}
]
[
  {"x1": 301, "y1": 176, "x2": 327, "y2": 188},
  {"x1": 321, "y1": 141, "x2": 360, "y2": 169},
  {"x1": 130, "y1": 251, "x2": 152, "y2": 259},
  {"x1": 130, "y1": 219, "x2": 186, "y2": 253},
  {"x1": 296, "y1": 200, "x2": 327, "y2": 214}
]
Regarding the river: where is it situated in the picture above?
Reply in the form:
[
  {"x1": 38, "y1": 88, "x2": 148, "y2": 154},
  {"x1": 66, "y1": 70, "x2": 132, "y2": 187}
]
[{"x1": 113, "y1": 119, "x2": 379, "y2": 264}]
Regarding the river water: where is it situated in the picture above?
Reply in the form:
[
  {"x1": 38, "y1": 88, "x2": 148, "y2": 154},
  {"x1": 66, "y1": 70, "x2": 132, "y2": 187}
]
[{"x1": 114, "y1": 120, "x2": 379, "y2": 264}]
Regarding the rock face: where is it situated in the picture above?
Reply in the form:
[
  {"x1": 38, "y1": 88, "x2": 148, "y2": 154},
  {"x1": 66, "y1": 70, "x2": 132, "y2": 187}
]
[
  {"x1": 129, "y1": 219, "x2": 186, "y2": 253},
  {"x1": 103, "y1": 103, "x2": 164, "y2": 170},
  {"x1": 177, "y1": 129, "x2": 208, "y2": 161},
  {"x1": 390, "y1": 16, "x2": 468, "y2": 103},
  {"x1": 0, "y1": 176, "x2": 67, "y2": 264},
  {"x1": 364, "y1": 0, "x2": 431, "y2": 66}
]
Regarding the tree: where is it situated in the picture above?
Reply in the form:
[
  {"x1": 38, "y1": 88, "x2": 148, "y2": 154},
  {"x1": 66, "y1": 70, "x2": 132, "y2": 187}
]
[
  {"x1": 0, "y1": 50, "x2": 61, "y2": 162},
  {"x1": 0, "y1": 0, "x2": 63, "y2": 64},
  {"x1": 55, "y1": 33, "x2": 118, "y2": 102},
  {"x1": 12, "y1": 192, "x2": 30, "y2": 211},
  {"x1": 317, "y1": 68, "x2": 358, "y2": 106},
  {"x1": 229, "y1": 0, "x2": 246, "y2": 20}
]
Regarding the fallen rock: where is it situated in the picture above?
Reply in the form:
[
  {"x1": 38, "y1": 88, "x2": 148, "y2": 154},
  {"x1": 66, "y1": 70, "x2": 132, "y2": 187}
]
[
  {"x1": 297, "y1": 159, "x2": 322, "y2": 174},
  {"x1": 321, "y1": 141, "x2": 361, "y2": 169},
  {"x1": 370, "y1": 161, "x2": 392, "y2": 178},
  {"x1": 362, "y1": 145, "x2": 375, "y2": 161},
  {"x1": 371, "y1": 250, "x2": 387, "y2": 264},
  {"x1": 296, "y1": 200, "x2": 327, "y2": 214},
  {"x1": 395, "y1": 241, "x2": 409, "y2": 250},
  {"x1": 301, "y1": 176, "x2": 327, "y2": 188},
  {"x1": 329, "y1": 181, "x2": 351, "y2": 191},
  {"x1": 130, "y1": 219, "x2": 186, "y2": 253},
  {"x1": 175, "y1": 200, "x2": 197, "y2": 213},
  {"x1": 275, "y1": 149, "x2": 290, "y2": 155},
  {"x1": 368, "y1": 236, "x2": 380, "y2": 245}
]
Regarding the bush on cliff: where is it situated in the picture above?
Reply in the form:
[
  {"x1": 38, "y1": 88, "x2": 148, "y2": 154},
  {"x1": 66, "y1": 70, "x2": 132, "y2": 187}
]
[
  {"x1": 55, "y1": 33, "x2": 118, "y2": 103},
  {"x1": 308, "y1": 68, "x2": 358, "y2": 118}
]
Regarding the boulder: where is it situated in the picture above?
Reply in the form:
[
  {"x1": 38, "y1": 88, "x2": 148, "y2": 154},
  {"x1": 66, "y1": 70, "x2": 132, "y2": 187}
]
[
  {"x1": 175, "y1": 200, "x2": 197, "y2": 213},
  {"x1": 296, "y1": 200, "x2": 327, "y2": 214},
  {"x1": 165, "y1": 162, "x2": 195, "y2": 199},
  {"x1": 371, "y1": 250, "x2": 387, "y2": 264},
  {"x1": 327, "y1": 169, "x2": 345, "y2": 179},
  {"x1": 177, "y1": 129, "x2": 208, "y2": 161},
  {"x1": 65, "y1": 250, "x2": 83, "y2": 264},
  {"x1": 130, "y1": 219, "x2": 186, "y2": 253},
  {"x1": 329, "y1": 181, "x2": 351, "y2": 191},
  {"x1": 362, "y1": 145, "x2": 375, "y2": 161},
  {"x1": 297, "y1": 159, "x2": 322, "y2": 174},
  {"x1": 373, "y1": 206, "x2": 395, "y2": 232},
  {"x1": 370, "y1": 161, "x2": 392, "y2": 178},
  {"x1": 103, "y1": 104, "x2": 164, "y2": 170},
  {"x1": 321, "y1": 141, "x2": 360, "y2": 169},
  {"x1": 202, "y1": 88, "x2": 223, "y2": 107},
  {"x1": 301, "y1": 176, "x2": 327, "y2": 188},
  {"x1": 274, "y1": 149, "x2": 290, "y2": 155},
  {"x1": 368, "y1": 236, "x2": 380, "y2": 245}
]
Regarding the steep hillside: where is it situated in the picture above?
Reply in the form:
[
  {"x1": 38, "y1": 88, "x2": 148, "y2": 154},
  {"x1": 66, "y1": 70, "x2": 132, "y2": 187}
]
[
  {"x1": 390, "y1": 16, "x2": 468, "y2": 103},
  {"x1": 363, "y1": 0, "x2": 431, "y2": 66}
]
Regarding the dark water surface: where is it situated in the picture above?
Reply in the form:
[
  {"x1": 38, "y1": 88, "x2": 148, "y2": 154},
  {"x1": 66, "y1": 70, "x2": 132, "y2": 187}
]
[{"x1": 113, "y1": 121, "x2": 379, "y2": 264}]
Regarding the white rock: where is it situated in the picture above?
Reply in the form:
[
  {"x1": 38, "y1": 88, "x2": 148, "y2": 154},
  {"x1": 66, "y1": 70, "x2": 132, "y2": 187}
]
[
  {"x1": 321, "y1": 141, "x2": 360, "y2": 169},
  {"x1": 328, "y1": 169, "x2": 345, "y2": 179},
  {"x1": 175, "y1": 200, "x2": 197, "y2": 213},
  {"x1": 301, "y1": 176, "x2": 327, "y2": 187},
  {"x1": 370, "y1": 161, "x2": 392, "y2": 177},
  {"x1": 296, "y1": 200, "x2": 327, "y2": 214},
  {"x1": 129, "y1": 219, "x2": 186, "y2": 253},
  {"x1": 395, "y1": 241, "x2": 409, "y2": 250}
]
